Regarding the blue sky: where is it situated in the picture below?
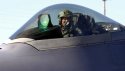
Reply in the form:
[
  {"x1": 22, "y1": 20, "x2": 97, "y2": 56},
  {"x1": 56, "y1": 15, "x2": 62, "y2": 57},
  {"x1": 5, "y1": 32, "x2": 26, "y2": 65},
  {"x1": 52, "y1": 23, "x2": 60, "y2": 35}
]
[{"x1": 0, "y1": 0, "x2": 125, "y2": 43}]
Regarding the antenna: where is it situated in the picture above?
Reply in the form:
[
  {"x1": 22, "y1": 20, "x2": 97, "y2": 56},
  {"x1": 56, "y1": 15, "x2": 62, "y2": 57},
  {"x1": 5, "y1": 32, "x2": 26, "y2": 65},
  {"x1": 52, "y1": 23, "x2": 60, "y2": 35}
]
[{"x1": 102, "y1": 0, "x2": 107, "y2": 15}]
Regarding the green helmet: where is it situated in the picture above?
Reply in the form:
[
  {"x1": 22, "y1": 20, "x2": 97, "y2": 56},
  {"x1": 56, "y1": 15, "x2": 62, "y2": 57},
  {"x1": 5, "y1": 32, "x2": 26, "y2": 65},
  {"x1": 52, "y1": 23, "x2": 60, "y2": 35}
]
[{"x1": 58, "y1": 9, "x2": 73, "y2": 18}]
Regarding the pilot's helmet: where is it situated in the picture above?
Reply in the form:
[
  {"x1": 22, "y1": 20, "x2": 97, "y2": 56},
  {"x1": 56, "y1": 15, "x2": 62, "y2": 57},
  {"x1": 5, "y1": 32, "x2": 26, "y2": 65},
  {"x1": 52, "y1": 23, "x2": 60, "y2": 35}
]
[{"x1": 58, "y1": 9, "x2": 73, "y2": 18}]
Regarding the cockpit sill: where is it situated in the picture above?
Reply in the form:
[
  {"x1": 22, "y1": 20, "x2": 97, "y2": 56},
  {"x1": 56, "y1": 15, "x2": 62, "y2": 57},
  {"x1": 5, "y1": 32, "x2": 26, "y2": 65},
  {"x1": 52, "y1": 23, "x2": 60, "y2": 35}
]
[{"x1": 2, "y1": 30, "x2": 125, "y2": 51}]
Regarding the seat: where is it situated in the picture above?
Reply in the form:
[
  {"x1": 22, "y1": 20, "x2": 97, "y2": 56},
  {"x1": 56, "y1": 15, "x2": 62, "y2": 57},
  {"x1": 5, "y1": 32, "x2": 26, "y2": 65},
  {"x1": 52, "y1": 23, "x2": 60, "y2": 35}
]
[
  {"x1": 72, "y1": 13, "x2": 95, "y2": 36},
  {"x1": 71, "y1": 13, "x2": 106, "y2": 36}
]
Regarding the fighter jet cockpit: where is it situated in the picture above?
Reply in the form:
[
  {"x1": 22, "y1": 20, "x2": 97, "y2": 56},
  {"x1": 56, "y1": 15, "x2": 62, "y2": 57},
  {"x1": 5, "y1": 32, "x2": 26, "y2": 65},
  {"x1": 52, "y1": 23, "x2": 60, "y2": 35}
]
[
  {"x1": 2, "y1": 4, "x2": 125, "y2": 71},
  {"x1": 10, "y1": 4, "x2": 125, "y2": 40}
]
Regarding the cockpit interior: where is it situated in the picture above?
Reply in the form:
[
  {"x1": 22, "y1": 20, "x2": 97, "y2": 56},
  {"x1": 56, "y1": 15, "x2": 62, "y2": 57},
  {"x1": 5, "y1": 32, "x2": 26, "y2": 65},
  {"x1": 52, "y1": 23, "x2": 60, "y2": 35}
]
[{"x1": 10, "y1": 4, "x2": 125, "y2": 40}]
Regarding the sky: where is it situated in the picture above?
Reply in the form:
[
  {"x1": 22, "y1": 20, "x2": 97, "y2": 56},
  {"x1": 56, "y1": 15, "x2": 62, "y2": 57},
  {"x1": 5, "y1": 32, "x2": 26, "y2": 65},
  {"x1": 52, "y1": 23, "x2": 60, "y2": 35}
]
[{"x1": 0, "y1": 0, "x2": 125, "y2": 43}]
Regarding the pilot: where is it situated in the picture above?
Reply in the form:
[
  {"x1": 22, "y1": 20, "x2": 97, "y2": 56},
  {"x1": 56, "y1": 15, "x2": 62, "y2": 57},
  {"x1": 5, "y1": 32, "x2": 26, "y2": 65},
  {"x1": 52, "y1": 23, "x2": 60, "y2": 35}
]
[{"x1": 58, "y1": 9, "x2": 74, "y2": 37}]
